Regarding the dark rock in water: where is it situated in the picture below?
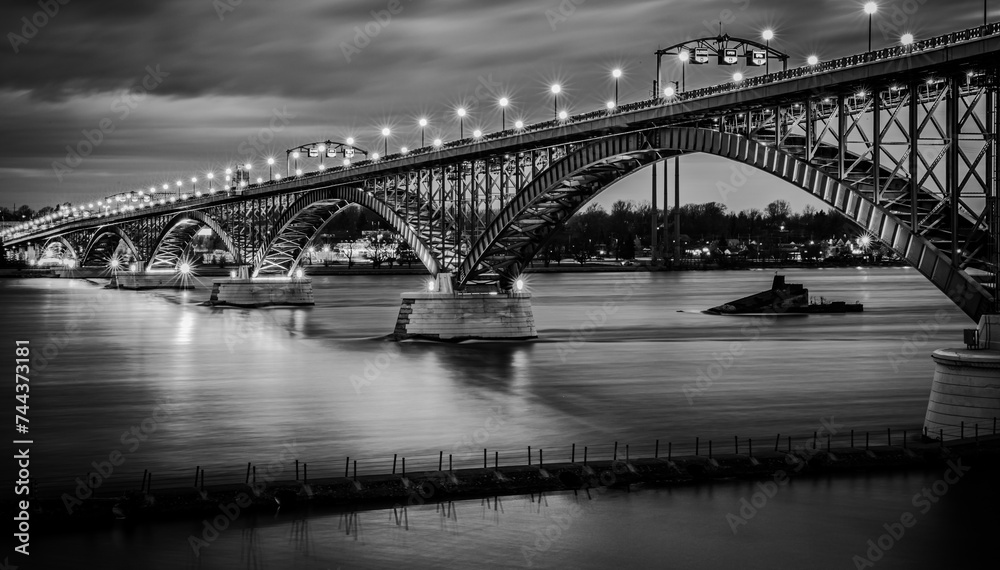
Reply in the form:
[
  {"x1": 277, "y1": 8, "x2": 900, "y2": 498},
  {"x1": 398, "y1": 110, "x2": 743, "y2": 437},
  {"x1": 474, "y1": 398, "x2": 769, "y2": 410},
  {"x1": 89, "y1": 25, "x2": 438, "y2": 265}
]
[
  {"x1": 706, "y1": 274, "x2": 862, "y2": 314},
  {"x1": 558, "y1": 470, "x2": 582, "y2": 488}
]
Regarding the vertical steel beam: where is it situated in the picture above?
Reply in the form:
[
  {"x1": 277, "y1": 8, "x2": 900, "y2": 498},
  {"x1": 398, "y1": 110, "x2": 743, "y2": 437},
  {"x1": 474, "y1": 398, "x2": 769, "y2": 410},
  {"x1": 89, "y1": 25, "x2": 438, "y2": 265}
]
[
  {"x1": 873, "y1": 85, "x2": 882, "y2": 204},
  {"x1": 805, "y1": 98, "x2": 813, "y2": 160},
  {"x1": 947, "y1": 74, "x2": 960, "y2": 265},
  {"x1": 838, "y1": 93, "x2": 847, "y2": 181},
  {"x1": 673, "y1": 155, "x2": 681, "y2": 263},
  {"x1": 909, "y1": 80, "x2": 920, "y2": 232},
  {"x1": 651, "y1": 157, "x2": 658, "y2": 263}
]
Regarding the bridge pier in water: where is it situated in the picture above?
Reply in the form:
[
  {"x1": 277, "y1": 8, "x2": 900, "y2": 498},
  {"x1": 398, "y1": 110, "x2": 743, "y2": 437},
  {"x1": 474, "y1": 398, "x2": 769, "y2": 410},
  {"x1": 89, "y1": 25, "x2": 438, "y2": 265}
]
[
  {"x1": 923, "y1": 316, "x2": 1000, "y2": 441},
  {"x1": 209, "y1": 267, "x2": 314, "y2": 307},
  {"x1": 393, "y1": 273, "x2": 536, "y2": 341}
]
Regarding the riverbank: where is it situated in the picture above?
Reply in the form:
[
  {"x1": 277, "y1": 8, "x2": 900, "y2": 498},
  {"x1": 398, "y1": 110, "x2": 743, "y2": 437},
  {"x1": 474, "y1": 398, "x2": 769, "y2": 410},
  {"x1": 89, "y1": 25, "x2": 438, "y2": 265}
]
[{"x1": 28, "y1": 435, "x2": 1000, "y2": 533}]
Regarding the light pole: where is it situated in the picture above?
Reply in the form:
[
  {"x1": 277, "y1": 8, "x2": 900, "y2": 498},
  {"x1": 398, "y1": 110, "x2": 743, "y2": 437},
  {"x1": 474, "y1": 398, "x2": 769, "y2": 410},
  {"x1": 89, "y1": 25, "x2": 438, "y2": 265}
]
[
  {"x1": 550, "y1": 84, "x2": 561, "y2": 121},
  {"x1": 864, "y1": 2, "x2": 878, "y2": 52},
  {"x1": 381, "y1": 127, "x2": 391, "y2": 155},
  {"x1": 612, "y1": 68, "x2": 622, "y2": 107},
  {"x1": 418, "y1": 117, "x2": 428, "y2": 147},
  {"x1": 175, "y1": 179, "x2": 182, "y2": 198},
  {"x1": 663, "y1": 81, "x2": 679, "y2": 100},
  {"x1": 191, "y1": 176, "x2": 197, "y2": 193},
  {"x1": 677, "y1": 50, "x2": 688, "y2": 92},
  {"x1": 207, "y1": 172, "x2": 214, "y2": 192},
  {"x1": 457, "y1": 107, "x2": 466, "y2": 139},
  {"x1": 499, "y1": 97, "x2": 509, "y2": 131},
  {"x1": 267, "y1": 157, "x2": 275, "y2": 181},
  {"x1": 762, "y1": 29, "x2": 774, "y2": 75}
]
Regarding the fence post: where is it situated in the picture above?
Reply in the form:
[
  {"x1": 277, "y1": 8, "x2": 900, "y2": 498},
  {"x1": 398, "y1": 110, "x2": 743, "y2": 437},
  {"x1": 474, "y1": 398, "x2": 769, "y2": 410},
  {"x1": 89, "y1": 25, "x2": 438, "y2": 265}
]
[
  {"x1": 613, "y1": 441, "x2": 618, "y2": 461},
  {"x1": 393, "y1": 454, "x2": 397, "y2": 475},
  {"x1": 528, "y1": 446, "x2": 531, "y2": 466},
  {"x1": 449, "y1": 454, "x2": 453, "y2": 472},
  {"x1": 774, "y1": 433, "x2": 780, "y2": 452},
  {"x1": 654, "y1": 440, "x2": 658, "y2": 459},
  {"x1": 540, "y1": 448, "x2": 544, "y2": 467},
  {"x1": 439, "y1": 451, "x2": 443, "y2": 472},
  {"x1": 295, "y1": 460, "x2": 299, "y2": 481},
  {"x1": 345, "y1": 457, "x2": 349, "y2": 478},
  {"x1": 402, "y1": 457, "x2": 405, "y2": 476},
  {"x1": 584, "y1": 446, "x2": 588, "y2": 466},
  {"x1": 495, "y1": 451, "x2": 499, "y2": 471},
  {"x1": 304, "y1": 463, "x2": 308, "y2": 485},
  {"x1": 194, "y1": 466, "x2": 200, "y2": 488},
  {"x1": 572, "y1": 443, "x2": 576, "y2": 463},
  {"x1": 245, "y1": 463, "x2": 251, "y2": 484},
  {"x1": 485, "y1": 449, "x2": 488, "y2": 469},
  {"x1": 813, "y1": 431, "x2": 817, "y2": 450},
  {"x1": 353, "y1": 460, "x2": 357, "y2": 481}
]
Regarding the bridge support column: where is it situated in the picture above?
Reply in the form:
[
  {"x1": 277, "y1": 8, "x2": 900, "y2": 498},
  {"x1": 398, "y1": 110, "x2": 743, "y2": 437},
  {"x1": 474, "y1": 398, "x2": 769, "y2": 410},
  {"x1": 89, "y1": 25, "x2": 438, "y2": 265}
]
[
  {"x1": 923, "y1": 315, "x2": 1000, "y2": 441},
  {"x1": 209, "y1": 274, "x2": 314, "y2": 307},
  {"x1": 393, "y1": 273, "x2": 536, "y2": 341}
]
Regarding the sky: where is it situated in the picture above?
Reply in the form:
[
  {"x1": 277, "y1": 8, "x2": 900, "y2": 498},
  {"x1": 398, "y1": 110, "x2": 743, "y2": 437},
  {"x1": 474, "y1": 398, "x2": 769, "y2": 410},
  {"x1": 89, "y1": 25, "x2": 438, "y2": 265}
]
[{"x1": 0, "y1": 0, "x2": 993, "y2": 216}]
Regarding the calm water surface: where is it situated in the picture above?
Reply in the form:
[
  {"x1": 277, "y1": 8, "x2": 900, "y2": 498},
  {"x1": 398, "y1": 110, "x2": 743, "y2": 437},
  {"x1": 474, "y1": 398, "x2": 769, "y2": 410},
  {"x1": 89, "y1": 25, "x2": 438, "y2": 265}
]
[{"x1": 2, "y1": 267, "x2": 994, "y2": 568}]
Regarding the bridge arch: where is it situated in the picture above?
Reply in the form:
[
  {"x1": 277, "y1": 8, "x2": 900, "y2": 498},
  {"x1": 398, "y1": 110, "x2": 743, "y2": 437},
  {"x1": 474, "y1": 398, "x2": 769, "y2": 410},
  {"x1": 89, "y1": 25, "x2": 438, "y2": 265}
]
[
  {"x1": 81, "y1": 226, "x2": 139, "y2": 268},
  {"x1": 38, "y1": 236, "x2": 79, "y2": 263},
  {"x1": 459, "y1": 127, "x2": 992, "y2": 322},
  {"x1": 146, "y1": 211, "x2": 240, "y2": 272},
  {"x1": 254, "y1": 185, "x2": 440, "y2": 277}
]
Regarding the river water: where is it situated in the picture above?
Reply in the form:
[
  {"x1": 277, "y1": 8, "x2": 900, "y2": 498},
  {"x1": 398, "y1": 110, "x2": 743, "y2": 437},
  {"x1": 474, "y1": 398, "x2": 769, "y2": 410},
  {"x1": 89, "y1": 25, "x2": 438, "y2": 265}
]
[{"x1": 3, "y1": 267, "x2": 995, "y2": 568}]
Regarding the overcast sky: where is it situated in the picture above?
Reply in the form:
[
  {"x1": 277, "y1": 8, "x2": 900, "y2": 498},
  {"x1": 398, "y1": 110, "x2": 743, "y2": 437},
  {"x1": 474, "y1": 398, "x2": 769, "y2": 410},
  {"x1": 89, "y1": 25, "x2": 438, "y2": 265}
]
[{"x1": 0, "y1": 0, "x2": 992, "y2": 215}]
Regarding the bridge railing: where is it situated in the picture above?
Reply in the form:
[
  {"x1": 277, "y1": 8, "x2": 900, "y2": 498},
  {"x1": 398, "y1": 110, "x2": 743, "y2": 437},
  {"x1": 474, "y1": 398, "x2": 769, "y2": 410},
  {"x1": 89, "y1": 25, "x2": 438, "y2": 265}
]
[{"x1": 7, "y1": 22, "x2": 1000, "y2": 243}]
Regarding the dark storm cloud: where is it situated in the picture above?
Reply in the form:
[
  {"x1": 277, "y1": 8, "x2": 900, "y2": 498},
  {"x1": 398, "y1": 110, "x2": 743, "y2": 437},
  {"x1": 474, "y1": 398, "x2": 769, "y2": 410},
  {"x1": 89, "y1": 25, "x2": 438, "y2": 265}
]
[{"x1": 0, "y1": 0, "x2": 992, "y2": 209}]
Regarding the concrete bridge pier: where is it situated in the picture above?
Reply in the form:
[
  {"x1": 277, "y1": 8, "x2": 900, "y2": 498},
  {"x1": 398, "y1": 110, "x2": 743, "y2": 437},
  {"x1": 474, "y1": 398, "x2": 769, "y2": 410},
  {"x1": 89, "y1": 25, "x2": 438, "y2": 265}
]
[
  {"x1": 923, "y1": 315, "x2": 1000, "y2": 441},
  {"x1": 209, "y1": 267, "x2": 315, "y2": 307},
  {"x1": 393, "y1": 273, "x2": 537, "y2": 341}
]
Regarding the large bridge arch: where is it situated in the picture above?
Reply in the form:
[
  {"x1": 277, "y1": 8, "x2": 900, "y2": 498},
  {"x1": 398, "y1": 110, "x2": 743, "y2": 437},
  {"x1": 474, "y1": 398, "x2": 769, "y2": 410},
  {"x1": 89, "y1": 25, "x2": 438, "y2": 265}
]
[
  {"x1": 81, "y1": 226, "x2": 139, "y2": 268},
  {"x1": 254, "y1": 185, "x2": 440, "y2": 277},
  {"x1": 460, "y1": 127, "x2": 992, "y2": 322},
  {"x1": 146, "y1": 211, "x2": 240, "y2": 272}
]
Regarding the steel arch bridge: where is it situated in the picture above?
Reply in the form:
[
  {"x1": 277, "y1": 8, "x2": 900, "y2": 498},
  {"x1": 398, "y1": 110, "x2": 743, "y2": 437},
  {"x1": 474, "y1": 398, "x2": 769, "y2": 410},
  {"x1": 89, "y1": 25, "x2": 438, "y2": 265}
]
[{"x1": 5, "y1": 23, "x2": 1000, "y2": 322}]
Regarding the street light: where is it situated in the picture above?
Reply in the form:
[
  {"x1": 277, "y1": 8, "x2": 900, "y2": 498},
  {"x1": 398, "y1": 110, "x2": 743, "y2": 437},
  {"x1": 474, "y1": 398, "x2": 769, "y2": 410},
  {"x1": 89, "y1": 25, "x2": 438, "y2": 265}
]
[
  {"x1": 550, "y1": 84, "x2": 561, "y2": 120},
  {"x1": 807, "y1": 55, "x2": 819, "y2": 66},
  {"x1": 762, "y1": 29, "x2": 774, "y2": 74},
  {"x1": 515, "y1": 119, "x2": 524, "y2": 130},
  {"x1": 558, "y1": 110, "x2": 568, "y2": 121},
  {"x1": 473, "y1": 129, "x2": 483, "y2": 139},
  {"x1": 381, "y1": 127, "x2": 391, "y2": 155},
  {"x1": 606, "y1": 100, "x2": 615, "y2": 111},
  {"x1": 678, "y1": 50, "x2": 689, "y2": 91},
  {"x1": 267, "y1": 157, "x2": 275, "y2": 181},
  {"x1": 457, "y1": 107, "x2": 467, "y2": 138},
  {"x1": 433, "y1": 138, "x2": 443, "y2": 148},
  {"x1": 418, "y1": 117, "x2": 428, "y2": 147},
  {"x1": 206, "y1": 172, "x2": 214, "y2": 192},
  {"x1": 191, "y1": 176, "x2": 197, "y2": 193},
  {"x1": 612, "y1": 68, "x2": 622, "y2": 107},
  {"x1": 733, "y1": 71, "x2": 744, "y2": 82},
  {"x1": 498, "y1": 97, "x2": 509, "y2": 131},
  {"x1": 901, "y1": 33, "x2": 914, "y2": 45},
  {"x1": 175, "y1": 179, "x2": 182, "y2": 197},
  {"x1": 864, "y1": 2, "x2": 878, "y2": 52}
]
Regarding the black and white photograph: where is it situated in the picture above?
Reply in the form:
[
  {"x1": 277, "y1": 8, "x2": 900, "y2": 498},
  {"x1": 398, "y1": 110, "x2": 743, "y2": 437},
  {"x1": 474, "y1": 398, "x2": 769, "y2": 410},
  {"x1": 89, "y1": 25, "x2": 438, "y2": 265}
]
[{"x1": 2, "y1": 0, "x2": 999, "y2": 568}]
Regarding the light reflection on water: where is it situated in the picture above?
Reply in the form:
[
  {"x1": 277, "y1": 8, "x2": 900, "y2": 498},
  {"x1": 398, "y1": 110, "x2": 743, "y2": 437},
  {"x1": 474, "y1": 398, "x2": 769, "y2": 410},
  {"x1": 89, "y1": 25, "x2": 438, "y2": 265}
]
[{"x1": 1, "y1": 267, "x2": 990, "y2": 567}]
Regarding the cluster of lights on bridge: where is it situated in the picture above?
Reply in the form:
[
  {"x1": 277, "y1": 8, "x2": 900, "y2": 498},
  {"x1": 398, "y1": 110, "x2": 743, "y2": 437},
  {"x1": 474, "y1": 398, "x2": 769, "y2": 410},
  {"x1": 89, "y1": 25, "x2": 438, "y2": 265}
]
[{"x1": 0, "y1": 1, "x2": 933, "y2": 239}]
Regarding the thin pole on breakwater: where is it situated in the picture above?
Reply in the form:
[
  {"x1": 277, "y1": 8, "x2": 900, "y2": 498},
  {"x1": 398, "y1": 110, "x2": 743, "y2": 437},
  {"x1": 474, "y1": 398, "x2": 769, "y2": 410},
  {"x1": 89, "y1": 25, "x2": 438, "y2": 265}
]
[
  {"x1": 654, "y1": 440, "x2": 658, "y2": 459},
  {"x1": 194, "y1": 466, "x2": 200, "y2": 487},
  {"x1": 393, "y1": 454, "x2": 397, "y2": 475},
  {"x1": 245, "y1": 463, "x2": 251, "y2": 484},
  {"x1": 584, "y1": 446, "x2": 588, "y2": 466},
  {"x1": 345, "y1": 457, "x2": 349, "y2": 478},
  {"x1": 572, "y1": 443, "x2": 576, "y2": 463},
  {"x1": 439, "y1": 451, "x2": 443, "y2": 471},
  {"x1": 304, "y1": 463, "x2": 308, "y2": 485},
  {"x1": 774, "y1": 434, "x2": 780, "y2": 452},
  {"x1": 495, "y1": 451, "x2": 499, "y2": 471},
  {"x1": 613, "y1": 441, "x2": 618, "y2": 461}
]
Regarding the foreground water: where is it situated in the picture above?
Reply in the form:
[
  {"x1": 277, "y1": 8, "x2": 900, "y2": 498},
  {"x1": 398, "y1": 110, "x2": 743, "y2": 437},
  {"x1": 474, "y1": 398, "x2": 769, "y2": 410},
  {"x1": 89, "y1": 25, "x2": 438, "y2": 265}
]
[{"x1": 2, "y1": 267, "x2": 993, "y2": 568}]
